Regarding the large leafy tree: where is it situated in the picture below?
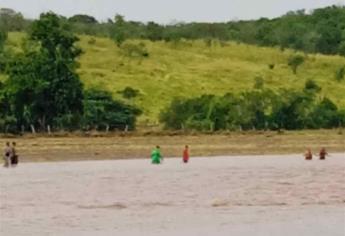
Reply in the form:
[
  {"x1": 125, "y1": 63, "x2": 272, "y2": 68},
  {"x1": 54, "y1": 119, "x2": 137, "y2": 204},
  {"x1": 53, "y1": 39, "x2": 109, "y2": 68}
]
[
  {"x1": 0, "y1": 8, "x2": 26, "y2": 31},
  {"x1": 83, "y1": 89, "x2": 142, "y2": 131},
  {"x1": 68, "y1": 14, "x2": 98, "y2": 24},
  {"x1": 111, "y1": 14, "x2": 127, "y2": 47},
  {"x1": 6, "y1": 12, "x2": 83, "y2": 130}
]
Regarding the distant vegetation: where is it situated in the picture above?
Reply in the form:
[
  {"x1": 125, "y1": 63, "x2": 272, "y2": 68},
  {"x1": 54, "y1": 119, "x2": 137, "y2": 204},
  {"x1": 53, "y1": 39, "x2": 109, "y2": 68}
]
[
  {"x1": 2, "y1": 6, "x2": 345, "y2": 56},
  {"x1": 160, "y1": 81, "x2": 345, "y2": 131},
  {"x1": 0, "y1": 6, "x2": 345, "y2": 133}
]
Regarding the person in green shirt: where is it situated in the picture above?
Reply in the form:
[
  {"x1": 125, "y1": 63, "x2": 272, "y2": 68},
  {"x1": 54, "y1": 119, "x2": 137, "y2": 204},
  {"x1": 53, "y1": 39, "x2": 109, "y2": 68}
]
[{"x1": 151, "y1": 146, "x2": 163, "y2": 164}]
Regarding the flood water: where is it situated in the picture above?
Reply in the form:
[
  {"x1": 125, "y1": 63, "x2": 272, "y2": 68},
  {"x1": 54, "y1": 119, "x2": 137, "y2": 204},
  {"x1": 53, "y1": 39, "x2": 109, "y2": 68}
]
[{"x1": 1, "y1": 154, "x2": 344, "y2": 235}]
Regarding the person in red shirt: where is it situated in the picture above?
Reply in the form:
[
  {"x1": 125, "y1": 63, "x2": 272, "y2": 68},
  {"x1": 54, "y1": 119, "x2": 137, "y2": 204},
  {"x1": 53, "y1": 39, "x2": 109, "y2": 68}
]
[
  {"x1": 319, "y1": 147, "x2": 328, "y2": 160},
  {"x1": 183, "y1": 145, "x2": 189, "y2": 163}
]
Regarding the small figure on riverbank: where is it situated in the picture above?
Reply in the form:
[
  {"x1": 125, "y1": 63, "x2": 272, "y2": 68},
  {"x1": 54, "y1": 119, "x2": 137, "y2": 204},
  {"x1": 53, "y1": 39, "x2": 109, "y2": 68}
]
[
  {"x1": 3, "y1": 142, "x2": 12, "y2": 168},
  {"x1": 305, "y1": 148, "x2": 313, "y2": 160},
  {"x1": 151, "y1": 146, "x2": 163, "y2": 164},
  {"x1": 319, "y1": 147, "x2": 328, "y2": 160},
  {"x1": 183, "y1": 145, "x2": 189, "y2": 163},
  {"x1": 11, "y1": 142, "x2": 19, "y2": 167}
]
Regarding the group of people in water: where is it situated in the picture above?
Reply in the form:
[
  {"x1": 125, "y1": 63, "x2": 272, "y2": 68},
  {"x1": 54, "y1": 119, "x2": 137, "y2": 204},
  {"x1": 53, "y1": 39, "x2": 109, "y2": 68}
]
[
  {"x1": 2, "y1": 142, "x2": 331, "y2": 166},
  {"x1": 151, "y1": 145, "x2": 330, "y2": 164},
  {"x1": 3, "y1": 142, "x2": 19, "y2": 168},
  {"x1": 151, "y1": 145, "x2": 190, "y2": 164},
  {"x1": 304, "y1": 147, "x2": 328, "y2": 160}
]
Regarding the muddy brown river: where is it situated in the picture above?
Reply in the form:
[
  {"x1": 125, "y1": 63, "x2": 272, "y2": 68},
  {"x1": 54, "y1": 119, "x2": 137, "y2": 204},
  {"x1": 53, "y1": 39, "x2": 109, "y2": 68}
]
[{"x1": 1, "y1": 154, "x2": 344, "y2": 235}]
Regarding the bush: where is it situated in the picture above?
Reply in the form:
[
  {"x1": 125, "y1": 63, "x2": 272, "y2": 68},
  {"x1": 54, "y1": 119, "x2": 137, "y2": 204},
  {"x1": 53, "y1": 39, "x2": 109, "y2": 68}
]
[
  {"x1": 304, "y1": 79, "x2": 321, "y2": 93},
  {"x1": 254, "y1": 76, "x2": 264, "y2": 89},
  {"x1": 118, "y1": 87, "x2": 140, "y2": 99},
  {"x1": 335, "y1": 65, "x2": 345, "y2": 81},
  {"x1": 160, "y1": 87, "x2": 344, "y2": 131},
  {"x1": 88, "y1": 38, "x2": 96, "y2": 45},
  {"x1": 83, "y1": 89, "x2": 142, "y2": 131},
  {"x1": 288, "y1": 55, "x2": 305, "y2": 74},
  {"x1": 309, "y1": 98, "x2": 339, "y2": 128},
  {"x1": 121, "y1": 42, "x2": 149, "y2": 59}
]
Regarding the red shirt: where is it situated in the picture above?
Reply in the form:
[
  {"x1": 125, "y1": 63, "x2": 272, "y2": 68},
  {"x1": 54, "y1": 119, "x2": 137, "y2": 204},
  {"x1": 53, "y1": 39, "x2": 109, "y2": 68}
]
[{"x1": 183, "y1": 149, "x2": 189, "y2": 161}]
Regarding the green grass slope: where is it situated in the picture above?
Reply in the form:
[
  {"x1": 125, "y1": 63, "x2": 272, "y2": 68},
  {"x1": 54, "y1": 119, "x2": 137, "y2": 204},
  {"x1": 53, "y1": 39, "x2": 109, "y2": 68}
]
[{"x1": 3, "y1": 32, "x2": 345, "y2": 124}]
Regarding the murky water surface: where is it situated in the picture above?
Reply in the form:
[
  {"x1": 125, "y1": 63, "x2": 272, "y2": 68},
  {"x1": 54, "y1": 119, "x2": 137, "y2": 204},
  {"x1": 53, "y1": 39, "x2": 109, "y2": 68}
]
[{"x1": 1, "y1": 154, "x2": 344, "y2": 235}]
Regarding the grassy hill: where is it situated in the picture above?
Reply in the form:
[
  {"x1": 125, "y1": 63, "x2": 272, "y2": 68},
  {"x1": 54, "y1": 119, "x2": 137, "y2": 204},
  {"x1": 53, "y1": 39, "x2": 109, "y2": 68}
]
[{"x1": 3, "y1": 32, "x2": 345, "y2": 125}]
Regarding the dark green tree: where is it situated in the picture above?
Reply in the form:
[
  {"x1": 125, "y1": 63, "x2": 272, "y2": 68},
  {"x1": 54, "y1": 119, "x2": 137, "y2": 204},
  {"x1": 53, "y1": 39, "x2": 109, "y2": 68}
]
[
  {"x1": 310, "y1": 98, "x2": 339, "y2": 128},
  {"x1": 5, "y1": 12, "x2": 83, "y2": 131},
  {"x1": 68, "y1": 14, "x2": 98, "y2": 24},
  {"x1": 304, "y1": 79, "x2": 321, "y2": 93},
  {"x1": 288, "y1": 55, "x2": 304, "y2": 74},
  {"x1": 0, "y1": 8, "x2": 26, "y2": 31},
  {"x1": 335, "y1": 65, "x2": 345, "y2": 81},
  {"x1": 118, "y1": 87, "x2": 140, "y2": 99},
  {"x1": 146, "y1": 22, "x2": 164, "y2": 41},
  {"x1": 0, "y1": 27, "x2": 7, "y2": 51},
  {"x1": 0, "y1": 27, "x2": 8, "y2": 72},
  {"x1": 83, "y1": 89, "x2": 142, "y2": 130},
  {"x1": 111, "y1": 14, "x2": 127, "y2": 47}
]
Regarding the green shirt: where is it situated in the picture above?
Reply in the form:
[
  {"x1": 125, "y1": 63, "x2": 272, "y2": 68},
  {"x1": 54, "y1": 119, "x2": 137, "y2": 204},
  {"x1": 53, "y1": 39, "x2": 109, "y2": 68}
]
[{"x1": 151, "y1": 148, "x2": 162, "y2": 163}]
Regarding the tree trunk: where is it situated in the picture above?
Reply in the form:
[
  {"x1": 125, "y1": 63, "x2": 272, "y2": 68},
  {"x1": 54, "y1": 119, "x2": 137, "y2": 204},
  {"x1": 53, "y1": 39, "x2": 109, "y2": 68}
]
[
  {"x1": 38, "y1": 115, "x2": 46, "y2": 131},
  {"x1": 30, "y1": 124, "x2": 36, "y2": 134}
]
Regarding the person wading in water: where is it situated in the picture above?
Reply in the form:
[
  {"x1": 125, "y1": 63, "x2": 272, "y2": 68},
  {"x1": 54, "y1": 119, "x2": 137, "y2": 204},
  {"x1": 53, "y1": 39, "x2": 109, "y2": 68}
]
[
  {"x1": 304, "y1": 148, "x2": 313, "y2": 160},
  {"x1": 3, "y1": 142, "x2": 11, "y2": 168},
  {"x1": 183, "y1": 145, "x2": 189, "y2": 163},
  {"x1": 11, "y1": 142, "x2": 18, "y2": 167},
  {"x1": 151, "y1": 146, "x2": 163, "y2": 164},
  {"x1": 319, "y1": 147, "x2": 328, "y2": 160}
]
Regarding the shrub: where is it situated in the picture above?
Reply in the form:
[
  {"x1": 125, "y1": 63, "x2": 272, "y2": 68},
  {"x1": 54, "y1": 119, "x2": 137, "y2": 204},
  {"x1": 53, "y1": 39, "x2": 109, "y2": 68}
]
[
  {"x1": 160, "y1": 87, "x2": 342, "y2": 131},
  {"x1": 88, "y1": 38, "x2": 96, "y2": 45},
  {"x1": 335, "y1": 65, "x2": 345, "y2": 81},
  {"x1": 268, "y1": 64, "x2": 275, "y2": 70},
  {"x1": 288, "y1": 55, "x2": 305, "y2": 74},
  {"x1": 254, "y1": 76, "x2": 264, "y2": 89},
  {"x1": 83, "y1": 88, "x2": 142, "y2": 131},
  {"x1": 118, "y1": 87, "x2": 140, "y2": 99},
  {"x1": 121, "y1": 42, "x2": 149, "y2": 59},
  {"x1": 304, "y1": 79, "x2": 321, "y2": 93}
]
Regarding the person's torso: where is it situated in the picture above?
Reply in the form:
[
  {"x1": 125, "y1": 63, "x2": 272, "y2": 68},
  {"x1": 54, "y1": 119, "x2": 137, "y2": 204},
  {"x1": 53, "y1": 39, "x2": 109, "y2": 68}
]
[{"x1": 183, "y1": 150, "x2": 189, "y2": 159}]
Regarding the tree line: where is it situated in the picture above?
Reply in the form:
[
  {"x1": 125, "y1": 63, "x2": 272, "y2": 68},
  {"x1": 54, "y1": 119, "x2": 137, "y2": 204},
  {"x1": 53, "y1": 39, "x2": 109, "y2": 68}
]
[
  {"x1": 160, "y1": 81, "x2": 345, "y2": 131},
  {"x1": 1, "y1": 5, "x2": 345, "y2": 56},
  {"x1": 0, "y1": 13, "x2": 141, "y2": 133},
  {"x1": 1, "y1": 8, "x2": 345, "y2": 133}
]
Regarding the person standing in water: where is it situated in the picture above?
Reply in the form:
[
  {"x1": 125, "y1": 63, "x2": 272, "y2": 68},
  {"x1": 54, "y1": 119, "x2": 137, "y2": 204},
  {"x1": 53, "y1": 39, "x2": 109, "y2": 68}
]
[
  {"x1": 319, "y1": 147, "x2": 328, "y2": 160},
  {"x1": 183, "y1": 145, "x2": 189, "y2": 163},
  {"x1": 11, "y1": 142, "x2": 18, "y2": 167},
  {"x1": 304, "y1": 148, "x2": 313, "y2": 160},
  {"x1": 151, "y1": 146, "x2": 163, "y2": 164},
  {"x1": 3, "y1": 142, "x2": 11, "y2": 168}
]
